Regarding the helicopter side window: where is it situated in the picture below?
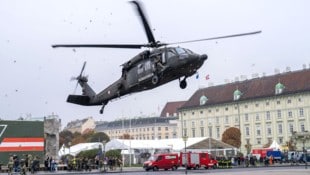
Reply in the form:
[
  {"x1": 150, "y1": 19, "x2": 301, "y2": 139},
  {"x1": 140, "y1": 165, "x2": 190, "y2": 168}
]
[
  {"x1": 137, "y1": 63, "x2": 144, "y2": 74},
  {"x1": 167, "y1": 51, "x2": 176, "y2": 59}
]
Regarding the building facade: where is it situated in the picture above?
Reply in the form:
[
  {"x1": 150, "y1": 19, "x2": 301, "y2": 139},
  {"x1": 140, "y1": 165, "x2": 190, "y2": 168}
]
[
  {"x1": 178, "y1": 69, "x2": 310, "y2": 154},
  {"x1": 64, "y1": 117, "x2": 95, "y2": 134},
  {"x1": 95, "y1": 117, "x2": 178, "y2": 140}
]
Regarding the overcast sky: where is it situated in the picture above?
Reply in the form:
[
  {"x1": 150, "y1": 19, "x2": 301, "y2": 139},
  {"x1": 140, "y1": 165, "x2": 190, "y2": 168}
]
[{"x1": 0, "y1": 0, "x2": 309, "y2": 126}]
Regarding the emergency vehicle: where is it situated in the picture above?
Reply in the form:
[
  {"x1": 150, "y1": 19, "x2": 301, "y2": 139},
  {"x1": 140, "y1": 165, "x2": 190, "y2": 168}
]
[
  {"x1": 143, "y1": 153, "x2": 179, "y2": 171},
  {"x1": 180, "y1": 152, "x2": 218, "y2": 169}
]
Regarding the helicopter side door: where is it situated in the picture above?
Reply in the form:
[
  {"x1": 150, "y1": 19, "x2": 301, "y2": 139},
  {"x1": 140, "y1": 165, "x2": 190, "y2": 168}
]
[{"x1": 137, "y1": 60, "x2": 153, "y2": 83}]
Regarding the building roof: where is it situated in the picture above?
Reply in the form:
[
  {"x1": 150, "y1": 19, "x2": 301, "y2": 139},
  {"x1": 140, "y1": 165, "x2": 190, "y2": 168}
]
[
  {"x1": 95, "y1": 116, "x2": 178, "y2": 131},
  {"x1": 180, "y1": 69, "x2": 310, "y2": 110},
  {"x1": 160, "y1": 101, "x2": 186, "y2": 117}
]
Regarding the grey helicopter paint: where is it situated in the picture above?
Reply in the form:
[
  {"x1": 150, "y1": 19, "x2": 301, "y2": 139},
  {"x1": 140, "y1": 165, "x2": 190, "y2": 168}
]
[{"x1": 52, "y1": 1, "x2": 261, "y2": 114}]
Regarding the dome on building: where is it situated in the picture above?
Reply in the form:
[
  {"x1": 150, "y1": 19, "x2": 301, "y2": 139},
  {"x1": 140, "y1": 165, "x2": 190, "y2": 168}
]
[
  {"x1": 233, "y1": 89, "x2": 242, "y2": 101},
  {"x1": 275, "y1": 82, "x2": 285, "y2": 95},
  {"x1": 199, "y1": 95, "x2": 208, "y2": 105}
]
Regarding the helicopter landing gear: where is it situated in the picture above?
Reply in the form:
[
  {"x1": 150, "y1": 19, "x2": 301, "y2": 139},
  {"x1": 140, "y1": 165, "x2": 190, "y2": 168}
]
[
  {"x1": 179, "y1": 77, "x2": 187, "y2": 89},
  {"x1": 151, "y1": 75, "x2": 159, "y2": 85},
  {"x1": 100, "y1": 103, "x2": 106, "y2": 114}
]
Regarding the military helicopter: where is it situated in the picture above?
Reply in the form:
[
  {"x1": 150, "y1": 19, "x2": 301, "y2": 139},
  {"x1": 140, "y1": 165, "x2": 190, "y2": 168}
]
[{"x1": 52, "y1": 1, "x2": 261, "y2": 114}]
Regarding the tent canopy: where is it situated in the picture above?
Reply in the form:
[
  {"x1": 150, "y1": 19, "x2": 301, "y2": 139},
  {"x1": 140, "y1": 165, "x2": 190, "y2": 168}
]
[
  {"x1": 268, "y1": 140, "x2": 282, "y2": 150},
  {"x1": 58, "y1": 142, "x2": 103, "y2": 157}
]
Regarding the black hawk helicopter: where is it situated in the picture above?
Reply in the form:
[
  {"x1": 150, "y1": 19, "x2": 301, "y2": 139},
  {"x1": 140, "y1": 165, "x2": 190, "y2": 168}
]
[{"x1": 52, "y1": 1, "x2": 261, "y2": 114}]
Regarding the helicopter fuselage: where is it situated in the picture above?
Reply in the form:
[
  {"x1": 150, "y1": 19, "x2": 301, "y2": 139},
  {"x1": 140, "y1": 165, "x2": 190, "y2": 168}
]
[{"x1": 89, "y1": 47, "x2": 207, "y2": 106}]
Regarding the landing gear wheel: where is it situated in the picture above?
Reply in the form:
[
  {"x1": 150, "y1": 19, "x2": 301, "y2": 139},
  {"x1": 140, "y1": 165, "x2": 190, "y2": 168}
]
[
  {"x1": 99, "y1": 103, "x2": 106, "y2": 114},
  {"x1": 151, "y1": 75, "x2": 159, "y2": 85},
  {"x1": 180, "y1": 79, "x2": 187, "y2": 89}
]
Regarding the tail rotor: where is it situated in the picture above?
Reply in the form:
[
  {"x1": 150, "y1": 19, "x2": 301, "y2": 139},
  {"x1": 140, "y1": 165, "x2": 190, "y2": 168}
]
[{"x1": 71, "y1": 61, "x2": 88, "y2": 93}]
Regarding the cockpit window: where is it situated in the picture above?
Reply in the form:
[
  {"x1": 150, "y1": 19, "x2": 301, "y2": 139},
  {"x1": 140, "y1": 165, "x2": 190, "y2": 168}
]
[
  {"x1": 175, "y1": 47, "x2": 187, "y2": 55},
  {"x1": 167, "y1": 50, "x2": 176, "y2": 58}
]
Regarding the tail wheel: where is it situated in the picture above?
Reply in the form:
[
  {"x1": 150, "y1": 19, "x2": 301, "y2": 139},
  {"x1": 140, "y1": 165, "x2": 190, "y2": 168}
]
[
  {"x1": 152, "y1": 75, "x2": 159, "y2": 85},
  {"x1": 180, "y1": 79, "x2": 187, "y2": 89}
]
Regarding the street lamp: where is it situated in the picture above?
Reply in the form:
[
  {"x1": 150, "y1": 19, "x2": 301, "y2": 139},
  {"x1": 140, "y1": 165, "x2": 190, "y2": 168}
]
[{"x1": 182, "y1": 136, "x2": 188, "y2": 175}]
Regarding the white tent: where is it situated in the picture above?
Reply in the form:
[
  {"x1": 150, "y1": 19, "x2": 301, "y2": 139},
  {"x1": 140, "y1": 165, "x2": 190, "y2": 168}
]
[
  {"x1": 268, "y1": 140, "x2": 282, "y2": 150},
  {"x1": 58, "y1": 142, "x2": 104, "y2": 157},
  {"x1": 105, "y1": 137, "x2": 207, "y2": 152}
]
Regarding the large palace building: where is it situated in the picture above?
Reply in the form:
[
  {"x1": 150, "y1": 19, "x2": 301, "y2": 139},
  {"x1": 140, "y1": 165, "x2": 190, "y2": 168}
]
[{"x1": 178, "y1": 68, "x2": 310, "y2": 153}]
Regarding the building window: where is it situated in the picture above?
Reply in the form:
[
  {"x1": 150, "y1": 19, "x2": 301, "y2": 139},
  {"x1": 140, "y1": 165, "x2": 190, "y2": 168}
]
[
  {"x1": 235, "y1": 116, "x2": 239, "y2": 123},
  {"x1": 245, "y1": 105, "x2": 248, "y2": 109},
  {"x1": 266, "y1": 101, "x2": 270, "y2": 106},
  {"x1": 255, "y1": 103, "x2": 259, "y2": 107},
  {"x1": 301, "y1": 123, "x2": 305, "y2": 132},
  {"x1": 225, "y1": 107, "x2": 228, "y2": 111},
  {"x1": 287, "y1": 99, "x2": 291, "y2": 104},
  {"x1": 183, "y1": 113, "x2": 186, "y2": 116},
  {"x1": 183, "y1": 121, "x2": 186, "y2": 128},
  {"x1": 256, "y1": 125, "x2": 261, "y2": 136},
  {"x1": 216, "y1": 127, "x2": 220, "y2": 138},
  {"x1": 165, "y1": 127, "x2": 168, "y2": 131},
  {"x1": 200, "y1": 127, "x2": 204, "y2": 137},
  {"x1": 245, "y1": 114, "x2": 249, "y2": 122},
  {"x1": 200, "y1": 111, "x2": 203, "y2": 114},
  {"x1": 277, "y1": 110, "x2": 282, "y2": 119},
  {"x1": 225, "y1": 116, "x2": 229, "y2": 124},
  {"x1": 278, "y1": 123, "x2": 283, "y2": 134},
  {"x1": 298, "y1": 98, "x2": 302, "y2": 102},
  {"x1": 257, "y1": 138, "x2": 261, "y2": 144},
  {"x1": 192, "y1": 128, "x2": 196, "y2": 137},
  {"x1": 245, "y1": 127, "x2": 250, "y2": 136},
  {"x1": 158, "y1": 136, "x2": 161, "y2": 139},
  {"x1": 267, "y1": 125, "x2": 272, "y2": 135},
  {"x1": 208, "y1": 127, "x2": 212, "y2": 137},
  {"x1": 288, "y1": 111, "x2": 293, "y2": 118},
  {"x1": 299, "y1": 108, "x2": 304, "y2": 117},
  {"x1": 200, "y1": 120, "x2": 204, "y2": 126},
  {"x1": 277, "y1": 100, "x2": 280, "y2": 105},
  {"x1": 278, "y1": 137, "x2": 283, "y2": 144},
  {"x1": 192, "y1": 112, "x2": 195, "y2": 115},
  {"x1": 289, "y1": 123, "x2": 294, "y2": 134},
  {"x1": 216, "y1": 117, "x2": 219, "y2": 124},
  {"x1": 152, "y1": 127, "x2": 154, "y2": 131},
  {"x1": 216, "y1": 109, "x2": 219, "y2": 112},
  {"x1": 158, "y1": 127, "x2": 161, "y2": 131},
  {"x1": 183, "y1": 129, "x2": 187, "y2": 136},
  {"x1": 256, "y1": 114, "x2": 260, "y2": 121},
  {"x1": 266, "y1": 111, "x2": 271, "y2": 120},
  {"x1": 208, "y1": 109, "x2": 212, "y2": 113},
  {"x1": 192, "y1": 121, "x2": 195, "y2": 127}
]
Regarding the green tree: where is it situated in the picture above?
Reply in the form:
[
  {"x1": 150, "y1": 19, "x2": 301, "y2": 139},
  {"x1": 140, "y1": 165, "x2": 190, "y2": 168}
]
[
  {"x1": 105, "y1": 149, "x2": 121, "y2": 159},
  {"x1": 87, "y1": 132, "x2": 110, "y2": 143},
  {"x1": 59, "y1": 130, "x2": 73, "y2": 148},
  {"x1": 222, "y1": 127, "x2": 241, "y2": 148}
]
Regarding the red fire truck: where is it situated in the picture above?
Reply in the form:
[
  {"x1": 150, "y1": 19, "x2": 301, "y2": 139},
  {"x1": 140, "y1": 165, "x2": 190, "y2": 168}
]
[
  {"x1": 143, "y1": 153, "x2": 179, "y2": 171},
  {"x1": 180, "y1": 152, "x2": 218, "y2": 169}
]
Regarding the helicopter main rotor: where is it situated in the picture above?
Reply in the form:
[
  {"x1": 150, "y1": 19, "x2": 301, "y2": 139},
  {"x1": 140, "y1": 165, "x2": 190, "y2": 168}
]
[{"x1": 52, "y1": 1, "x2": 261, "y2": 49}]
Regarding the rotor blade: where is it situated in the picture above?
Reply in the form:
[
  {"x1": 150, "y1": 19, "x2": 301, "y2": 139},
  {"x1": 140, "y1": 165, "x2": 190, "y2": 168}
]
[
  {"x1": 130, "y1": 1, "x2": 156, "y2": 44},
  {"x1": 79, "y1": 61, "x2": 86, "y2": 77},
  {"x1": 167, "y1": 31, "x2": 262, "y2": 45},
  {"x1": 52, "y1": 44, "x2": 145, "y2": 49}
]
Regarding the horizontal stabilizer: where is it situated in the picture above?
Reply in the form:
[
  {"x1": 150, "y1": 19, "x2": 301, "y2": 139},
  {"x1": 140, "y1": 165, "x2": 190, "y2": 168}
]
[{"x1": 67, "y1": 95, "x2": 90, "y2": 106}]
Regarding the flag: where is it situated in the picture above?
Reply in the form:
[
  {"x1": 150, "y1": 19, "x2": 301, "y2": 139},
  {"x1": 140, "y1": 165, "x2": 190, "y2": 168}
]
[
  {"x1": 205, "y1": 74, "x2": 210, "y2": 80},
  {"x1": 0, "y1": 137, "x2": 44, "y2": 152}
]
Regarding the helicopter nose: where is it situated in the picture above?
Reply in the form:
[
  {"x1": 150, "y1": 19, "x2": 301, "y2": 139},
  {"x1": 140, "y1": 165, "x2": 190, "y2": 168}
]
[{"x1": 200, "y1": 54, "x2": 208, "y2": 61}]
